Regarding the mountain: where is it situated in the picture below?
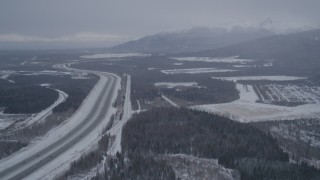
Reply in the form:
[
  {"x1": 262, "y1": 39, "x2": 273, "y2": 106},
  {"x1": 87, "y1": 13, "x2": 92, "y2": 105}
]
[
  {"x1": 183, "y1": 28, "x2": 320, "y2": 71},
  {"x1": 109, "y1": 27, "x2": 274, "y2": 53}
]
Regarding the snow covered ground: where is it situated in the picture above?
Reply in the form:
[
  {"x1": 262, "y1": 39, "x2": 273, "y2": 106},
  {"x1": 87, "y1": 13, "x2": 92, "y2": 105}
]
[
  {"x1": 0, "y1": 70, "x2": 15, "y2": 83},
  {"x1": 161, "y1": 68, "x2": 236, "y2": 74},
  {"x1": 161, "y1": 95, "x2": 180, "y2": 108},
  {"x1": 21, "y1": 89, "x2": 67, "y2": 127},
  {"x1": 172, "y1": 56, "x2": 254, "y2": 64},
  {"x1": 80, "y1": 53, "x2": 150, "y2": 59},
  {"x1": 26, "y1": 71, "x2": 120, "y2": 179},
  {"x1": 212, "y1": 76, "x2": 307, "y2": 82},
  {"x1": 254, "y1": 84, "x2": 320, "y2": 104},
  {"x1": 107, "y1": 75, "x2": 132, "y2": 156},
  {"x1": 194, "y1": 83, "x2": 320, "y2": 122},
  {"x1": 0, "y1": 63, "x2": 121, "y2": 179},
  {"x1": 22, "y1": 70, "x2": 89, "y2": 79},
  {"x1": 0, "y1": 113, "x2": 29, "y2": 130},
  {"x1": 0, "y1": 89, "x2": 67, "y2": 132},
  {"x1": 233, "y1": 65, "x2": 254, "y2": 68},
  {"x1": 157, "y1": 154, "x2": 238, "y2": 180},
  {"x1": 155, "y1": 82, "x2": 200, "y2": 88}
]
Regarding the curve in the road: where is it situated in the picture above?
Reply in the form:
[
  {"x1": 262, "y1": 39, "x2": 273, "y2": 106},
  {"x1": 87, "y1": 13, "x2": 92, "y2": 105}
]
[{"x1": 0, "y1": 72, "x2": 118, "y2": 180}]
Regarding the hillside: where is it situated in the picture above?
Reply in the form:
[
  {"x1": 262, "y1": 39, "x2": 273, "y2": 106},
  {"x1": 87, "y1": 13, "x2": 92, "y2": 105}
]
[
  {"x1": 183, "y1": 28, "x2": 320, "y2": 71},
  {"x1": 109, "y1": 27, "x2": 274, "y2": 53},
  {"x1": 121, "y1": 108, "x2": 320, "y2": 180}
]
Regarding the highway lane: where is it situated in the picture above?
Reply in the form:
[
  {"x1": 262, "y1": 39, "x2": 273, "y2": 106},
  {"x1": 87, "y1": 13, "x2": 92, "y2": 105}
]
[{"x1": 0, "y1": 71, "x2": 119, "y2": 179}]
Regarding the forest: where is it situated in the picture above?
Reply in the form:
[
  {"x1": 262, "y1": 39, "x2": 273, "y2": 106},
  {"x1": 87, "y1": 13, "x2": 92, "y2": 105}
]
[
  {"x1": 0, "y1": 79, "x2": 58, "y2": 114},
  {"x1": 7, "y1": 73, "x2": 99, "y2": 114},
  {"x1": 121, "y1": 108, "x2": 320, "y2": 180},
  {"x1": 0, "y1": 73, "x2": 99, "y2": 159}
]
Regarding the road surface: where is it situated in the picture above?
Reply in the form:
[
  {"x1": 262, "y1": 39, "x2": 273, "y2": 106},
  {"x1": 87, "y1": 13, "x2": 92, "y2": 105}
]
[{"x1": 0, "y1": 65, "x2": 120, "y2": 179}]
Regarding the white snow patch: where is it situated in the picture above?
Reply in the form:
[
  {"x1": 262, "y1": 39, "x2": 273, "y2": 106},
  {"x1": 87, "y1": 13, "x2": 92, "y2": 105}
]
[
  {"x1": 194, "y1": 83, "x2": 320, "y2": 122},
  {"x1": 173, "y1": 56, "x2": 254, "y2": 64},
  {"x1": 173, "y1": 63, "x2": 183, "y2": 65},
  {"x1": 20, "y1": 61, "x2": 28, "y2": 65},
  {"x1": 162, "y1": 95, "x2": 179, "y2": 108},
  {"x1": 107, "y1": 75, "x2": 132, "y2": 156},
  {"x1": 22, "y1": 70, "x2": 89, "y2": 79},
  {"x1": 155, "y1": 82, "x2": 199, "y2": 88},
  {"x1": 161, "y1": 68, "x2": 236, "y2": 74},
  {"x1": 0, "y1": 70, "x2": 15, "y2": 83},
  {"x1": 233, "y1": 65, "x2": 253, "y2": 68},
  {"x1": 212, "y1": 76, "x2": 307, "y2": 82},
  {"x1": 256, "y1": 84, "x2": 320, "y2": 104},
  {"x1": 0, "y1": 114, "x2": 30, "y2": 130},
  {"x1": 80, "y1": 53, "x2": 150, "y2": 59},
  {"x1": 40, "y1": 83, "x2": 51, "y2": 87},
  {"x1": 159, "y1": 154, "x2": 237, "y2": 180}
]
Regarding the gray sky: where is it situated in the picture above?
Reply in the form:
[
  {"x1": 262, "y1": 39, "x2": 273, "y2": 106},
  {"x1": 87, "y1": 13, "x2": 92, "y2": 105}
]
[{"x1": 0, "y1": 0, "x2": 319, "y2": 49}]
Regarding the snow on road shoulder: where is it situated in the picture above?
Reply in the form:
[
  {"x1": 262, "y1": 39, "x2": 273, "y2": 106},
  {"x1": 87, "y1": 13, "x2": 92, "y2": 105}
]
[
  {"x1": 0, "y1": 89, "x2": 67, "y2": 132},
  {"x1": 23, "y1": 89, "x2": 67, "y2": 127},
  {"x1": 107, "y1": 75, "x2": 132, "y2": 156},
  {"x1": 27, "y1": 72, "x2": 121, "y2": 180},
  {"x1": 0, "y1": 74, "x2": 107, "y2": 169},
  {"x1": 0, "y1": 68, "x2": 121, "y2": 180}
]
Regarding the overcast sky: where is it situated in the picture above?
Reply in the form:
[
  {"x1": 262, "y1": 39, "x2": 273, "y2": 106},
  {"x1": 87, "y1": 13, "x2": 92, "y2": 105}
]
[{"x1": 0, "y1": 0, "x2": 319, "y2": 49}]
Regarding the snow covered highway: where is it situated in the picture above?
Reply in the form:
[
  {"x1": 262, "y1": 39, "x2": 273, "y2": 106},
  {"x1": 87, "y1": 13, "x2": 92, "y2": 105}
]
[{"x1": 0, "y1": 66, "x2": 120, "y2": 179}]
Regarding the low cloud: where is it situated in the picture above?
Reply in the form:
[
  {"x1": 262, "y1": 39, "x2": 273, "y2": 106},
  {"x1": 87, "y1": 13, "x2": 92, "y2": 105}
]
[{"x1": 0, "y1": 33, "x2": 133, "y2": 43}]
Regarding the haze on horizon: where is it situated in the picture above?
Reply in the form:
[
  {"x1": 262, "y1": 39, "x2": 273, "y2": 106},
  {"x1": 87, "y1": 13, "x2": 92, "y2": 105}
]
[{"x1": 0, "y1": 0, "x2": 319, "y2": 50}]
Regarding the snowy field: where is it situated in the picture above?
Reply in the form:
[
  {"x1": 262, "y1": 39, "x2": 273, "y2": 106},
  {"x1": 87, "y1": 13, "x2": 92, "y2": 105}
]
[
  {"x1": 161, "y1": 68, "x2": 236, "y2": 74},
  {"x1": 157, "y1": 154, "x2": 237, "y2": 180},
  {"x1": 22, "y1": 70, "x2": 90, "y2": 79},
  {"x1": 155, "y1": 82, "x2": 200, "y2": 88},
  {"x1": 172, "y1": 56, "x2": 254, "y2": 64},
  {"x1": 212, "y1": 76, "x2": 307, "y2": 82},
  {"x1": 233, "y1": 65, "x2": 254, "y2": 68},
  {"x1": 254, "y1": 84, "x2": 320, "y2": 104},
  {"x1": 80, "y1": 53, "x2": 150, "y2": 59},
  {"x1": 194, "y1": 76, "x2": 320, "y2": 122},
  {"x1": 0, "y1": 113, "x2": 30, "y2": 130},
  {"x1": 0, "y1": 70, "x2": 15, "y2": 83}
]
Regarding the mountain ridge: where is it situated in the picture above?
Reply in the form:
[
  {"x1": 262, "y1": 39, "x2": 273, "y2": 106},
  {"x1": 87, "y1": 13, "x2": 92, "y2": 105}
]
[
  {"x1": 108, "y1": 27, "x2": 275, "y2": 53},
  {"x1": 179, "y1": 28, "x2": 320, "y2": 70}
]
